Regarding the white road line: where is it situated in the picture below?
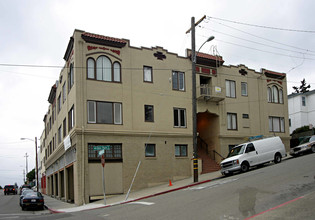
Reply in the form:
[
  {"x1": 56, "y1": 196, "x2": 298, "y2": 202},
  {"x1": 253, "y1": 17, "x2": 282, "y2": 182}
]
[
  {"x1": 185, "y1": 178, "x2": 238, "y2": 191},
  {"x1": 129, "y1": 201, "x2": 155, "y2": 206}
]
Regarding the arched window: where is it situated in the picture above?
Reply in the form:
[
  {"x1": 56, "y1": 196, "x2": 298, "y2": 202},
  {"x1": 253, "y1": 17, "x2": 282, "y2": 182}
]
[
  {"x1": 96, "y1": 56, "x2": 112, "y2": 81},
  {"x1": 267, "y1": 87, "x2": 272, "y2": 102},
  {"x1": 279, "y1": 89, "x2": 283, "y2": 104},
  {"x1": 272, "y1": 86, "x2": 279, "y2": 103},
  {"x1": 113, "y1": 62, "x2": 121, "y2": 82},
  {"x1": 87, "y1": 58, "x2": 95, "y2": 79}
]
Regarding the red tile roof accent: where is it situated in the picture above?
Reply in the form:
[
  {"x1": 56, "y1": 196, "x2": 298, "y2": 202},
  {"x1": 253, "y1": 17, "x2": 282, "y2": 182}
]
[
  {"x1": 197, "y1": 52, "x2": 224, "y2": 62},
  {"x1": 264, "y1": 69, "x2": 286, "y2": 77},
  {"x1": 82, "y1": 32, "x2": 127, "y2": 44}
]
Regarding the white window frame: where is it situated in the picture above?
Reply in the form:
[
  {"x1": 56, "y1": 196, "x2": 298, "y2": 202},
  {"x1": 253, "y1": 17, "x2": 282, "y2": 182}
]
[
  {"x1": 144, "y1": 66, "x2": 153, "y2": 83},
  {"x1": 175, "y1": 144, "x2": 188, "y2": 157},
  {"x1": 227, "y1": 113, "x2": 237, "y2": 130},
  {"x1": 269, "y1": 116, "x2": 285, "y2": 133},
  {"x1": 173, "y1": 108, "x2": 186, "y2": 128},
  {"x1": 87, "y1": 101, "x2": 122, "y2": 125},
  {"x1": 96, "y1": 56, "x2": 112, "y2": 81},
  {"x1": 172, "y1": 71, "x2": 185, "y2": 91},
  {"x1": 226, "y1": 80, "x2": 236, "y2": 98},
  {"x1": 302, "y1": 96, "x2": 306, "y2": 106},
  {"x1": 113, "y1": 62, "x2": 121, "y2": 82},
  {"x1": 241, "y1": 82, "x2": 248, "y2": 96}
]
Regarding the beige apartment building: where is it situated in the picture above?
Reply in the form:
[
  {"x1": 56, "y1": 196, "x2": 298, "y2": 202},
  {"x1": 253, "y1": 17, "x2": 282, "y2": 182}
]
[{"x1": 41, "y1": 29, "x2": 290, "y2": 205}]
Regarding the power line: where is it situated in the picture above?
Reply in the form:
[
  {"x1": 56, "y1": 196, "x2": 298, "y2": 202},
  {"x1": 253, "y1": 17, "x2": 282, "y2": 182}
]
[
  {"x1": 207, "y1": 16, "x2": 315, "y2": 33},
  {"x1": 199, "y1": 27, "x2": 315, "y2": 57},
  {"x1": 214, "y1": 38, "x2": 315, "y2": 61},
  {"x1": 206, "y1": 19, "x2": 315, "y2": 53},
  {"x1": 0, "y1": 63, "x2": 63, "y2": 68}
]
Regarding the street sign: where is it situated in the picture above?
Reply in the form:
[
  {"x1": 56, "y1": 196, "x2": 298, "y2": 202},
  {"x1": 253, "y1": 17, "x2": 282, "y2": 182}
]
[
  {"x1": 93, "y1": 145, "x2": 111, "y2": 151},
  {"x1": 98, "y1": 149, "x2": 105, "y2": 157}
]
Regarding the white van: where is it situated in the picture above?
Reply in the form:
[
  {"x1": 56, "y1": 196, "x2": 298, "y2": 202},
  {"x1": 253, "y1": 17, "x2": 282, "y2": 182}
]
[{"x1": 220, "y1": 136, "x2": 287, "y2": 175}]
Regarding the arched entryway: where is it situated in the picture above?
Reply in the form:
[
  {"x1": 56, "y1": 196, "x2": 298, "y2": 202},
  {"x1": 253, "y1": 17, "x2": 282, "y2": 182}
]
[{"x1": 197, "y1": 111, "x2": 221, "y2": 173}]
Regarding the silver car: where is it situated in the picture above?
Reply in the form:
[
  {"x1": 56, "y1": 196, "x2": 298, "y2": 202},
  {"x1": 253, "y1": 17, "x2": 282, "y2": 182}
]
[{"x1": 290, "y1": 135, "x2": 315, "y2": 156}]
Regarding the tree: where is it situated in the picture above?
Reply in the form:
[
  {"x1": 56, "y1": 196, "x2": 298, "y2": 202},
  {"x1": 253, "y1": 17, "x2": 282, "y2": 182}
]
[
  {"x1": 26, "y1": 168, "x2": 35, "y2": 182},
  {"x1": 293, "y1": 78, "x2": 311, "y2": 93}
]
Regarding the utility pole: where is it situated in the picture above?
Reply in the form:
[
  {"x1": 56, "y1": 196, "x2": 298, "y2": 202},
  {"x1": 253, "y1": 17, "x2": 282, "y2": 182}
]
[
  {"x1": 191, "y1": 17, "x2": 198, "y2": 183},
  {"x1": 186, "y1": 15, "x2": 207, "y2": 183},
  {"x1": 24, "y1": 153, "x2": 28, "y2": 176},
  {"x1": 35, "y1": 137, "x2": 39, "y2": 192},
  {"x1": 23, "y1": 169, "x2": 25, "y2": 183}
]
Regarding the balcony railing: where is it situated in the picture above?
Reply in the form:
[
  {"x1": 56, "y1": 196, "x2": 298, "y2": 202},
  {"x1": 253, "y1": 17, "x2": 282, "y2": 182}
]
[{"x1": 197, "y1": 85, "x2": 225, "y2": 102}]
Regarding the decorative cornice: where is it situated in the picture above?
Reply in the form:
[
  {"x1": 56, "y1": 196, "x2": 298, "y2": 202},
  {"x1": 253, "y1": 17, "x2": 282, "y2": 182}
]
[{"x1": 81, "y1": 32, "x2": 127, "y2": 48}]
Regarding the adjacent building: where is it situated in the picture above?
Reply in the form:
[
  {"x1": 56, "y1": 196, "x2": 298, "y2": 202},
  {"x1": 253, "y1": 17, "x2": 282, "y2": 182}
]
[
  {"x1": 288, "y1": 89, "x2": 315, "y2": 134},
  {"x1": 40, "y1": 29, "x2": 290, "y2": 205}
]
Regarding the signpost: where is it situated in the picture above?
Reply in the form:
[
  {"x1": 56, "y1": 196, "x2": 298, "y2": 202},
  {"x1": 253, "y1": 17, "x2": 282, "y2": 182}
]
[
  {"x1": 101, "y1": 154, "x2": 106, "y2": 205},
  {"x1": 93, "y1": 145, "x2": 110, "y2": 205}
]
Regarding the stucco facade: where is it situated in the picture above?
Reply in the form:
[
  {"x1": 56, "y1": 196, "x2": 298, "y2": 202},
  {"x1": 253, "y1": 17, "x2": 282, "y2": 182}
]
[{"x1": 40, "y1": 29, "x2": 290, "y2": 205}]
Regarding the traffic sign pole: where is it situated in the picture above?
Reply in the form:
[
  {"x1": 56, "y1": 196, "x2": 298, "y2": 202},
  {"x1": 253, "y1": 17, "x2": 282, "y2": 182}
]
[{"x1": 101, "y1": 154, "x2": 106, "y2": 205}]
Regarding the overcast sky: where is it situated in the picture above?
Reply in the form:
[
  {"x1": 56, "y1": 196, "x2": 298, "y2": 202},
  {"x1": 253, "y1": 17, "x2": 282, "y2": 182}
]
[{"x1": 1, "y1": 0, "x2": 314, "y2": 187}]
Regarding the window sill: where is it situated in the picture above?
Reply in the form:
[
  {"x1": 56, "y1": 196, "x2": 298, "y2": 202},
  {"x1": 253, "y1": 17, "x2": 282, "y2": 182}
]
[{"x1": 145, "y1": 157, "x2": 157, "y2": 160}]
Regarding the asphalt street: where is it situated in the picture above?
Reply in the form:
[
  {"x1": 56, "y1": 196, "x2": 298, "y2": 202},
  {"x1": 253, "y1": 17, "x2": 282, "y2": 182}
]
[{"x1": 0, "y1": 153, "x2": 314, "y2": 219}]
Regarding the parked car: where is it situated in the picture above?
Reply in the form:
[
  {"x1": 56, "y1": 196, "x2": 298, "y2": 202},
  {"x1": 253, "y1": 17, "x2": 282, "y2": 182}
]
[
  {"x1": 20, "y1": 191, "x2": 44, "y2": 210},
  {"x1": 19, "y1": 189, "x2": 33, "y2": 207},
  {"x1": 4, "y1": 185, "x2": 17, "y2": 195},
  {"x1": 220, "y1": 136, "x2": 287, "y2": 175},
  {"x1": 19, "y1": 184, "x2": 32, "y2": 195},
  {"x1": 290, "y1": 135, "x2": 315, "y2": 157}
]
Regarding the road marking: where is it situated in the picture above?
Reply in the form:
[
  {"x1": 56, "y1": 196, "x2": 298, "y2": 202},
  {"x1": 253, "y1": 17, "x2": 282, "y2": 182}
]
[
  {"x1": 129, "y1": 201, "x2": 155, "y2": 206},
  {"x1": 185, "y1": 178, "x2": 238, "y2": 190},
  {"x1": 244, "y1": 196, "x2": 304, "y2": 220}
]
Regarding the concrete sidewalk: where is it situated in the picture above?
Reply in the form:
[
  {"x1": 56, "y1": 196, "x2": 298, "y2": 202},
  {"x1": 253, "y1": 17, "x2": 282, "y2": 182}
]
[{"x1": 45, "y1": 171, "x2": 223, "y2": 213}]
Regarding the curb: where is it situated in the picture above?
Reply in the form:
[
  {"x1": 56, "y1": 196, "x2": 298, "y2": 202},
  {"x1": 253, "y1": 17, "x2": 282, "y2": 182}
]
[{"x1": 46, "y1": 176, "x2": 222, "y2": 213}]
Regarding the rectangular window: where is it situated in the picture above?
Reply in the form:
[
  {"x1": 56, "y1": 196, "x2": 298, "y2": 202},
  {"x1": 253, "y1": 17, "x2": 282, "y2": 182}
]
[
  {"x1": 87, "y1": 101, "x2": 122, "y2": 124},
  {"x1": 227, "y1": 113, "x2": 237, "y2": 130},
  {"x1": 175, "y1": 145, "x2": 187, "y2": 157},
  {"x1": 62, "y1": 83, "x2": 66, "y2": 103},
  {"x1": 68, "y1": 105, "x2": 74, "y2": 132},
  {"x1": 58, "y1": 126, "x2": 62, "y2": 144},
  {"x1": 302, "y1": 96, "x2": 306, "y2": 106},
  {"x1": 143, "y1": 66, "x2": 153, "y2": 83},
  {"x1": 88, "y1": 144, "x2": 122, "y2": 162},
  {"x1": 52, "y1": 108, "x2": 55, "y2": 124},
  {"x1": 114, "y1": 103, "x2": 122, "y2": 124},
  {"x1": 242, "y1": 114, "x2": 249, "y2": 119},
  {"x1": 172, "y1": 71, "x2": 185, "y2": 91},
  {"x1": 87, "y1": 101, "x2": 96, "y2": 123},
  {"x1": 145, "y1": 105, "x2": 154, "y2": 122},
  {"x1": 57, "y1": 94, "x2": 61, "y2": 113},
  {"x1": 174, "y1": 108, "x2": 186, "y2": 128},
  {"x1": 68, "y1": 64, "x2": 74, "y2": 93},
  {"x1": 63, "y1": 118, "x2": 67, "y2": 137},
  {"x1": 241, "y1": 82, "x2": 248, "y2": 96},
  {"x1": 269, "y1": 116, "x2": 285, "y2": 132},
  {"x1": 226, "y1": 80, "x2": 236, "y2": 98},
  {"x1": 145, "y1": 144, "x2": 156, "y2": 157}
]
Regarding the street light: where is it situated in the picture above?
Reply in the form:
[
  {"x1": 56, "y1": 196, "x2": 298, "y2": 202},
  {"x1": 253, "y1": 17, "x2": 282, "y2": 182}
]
[
  {"x1": 193, "y1": 36, "x2": 215, "y2": 62},
  {"x1": 191, "y1": 17, "x2": 215, "y2": 183},
  {"x1": 20, "y1": 137, "x2": 38, "y2": 192}
]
